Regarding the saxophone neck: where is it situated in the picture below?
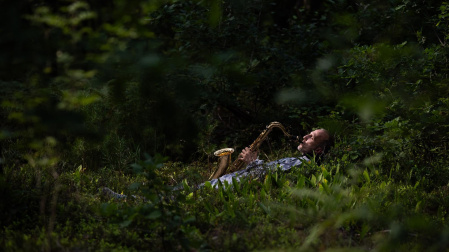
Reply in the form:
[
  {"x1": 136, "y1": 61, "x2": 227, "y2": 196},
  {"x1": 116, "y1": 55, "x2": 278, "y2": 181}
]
[{"x1": 267, "y1": 121, "x2": 300, "y2": 142}]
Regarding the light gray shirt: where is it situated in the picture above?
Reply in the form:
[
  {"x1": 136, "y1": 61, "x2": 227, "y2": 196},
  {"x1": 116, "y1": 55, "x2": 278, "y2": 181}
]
[{"x1": 206, "y1": 156, "x2": 309, "y2": 188}]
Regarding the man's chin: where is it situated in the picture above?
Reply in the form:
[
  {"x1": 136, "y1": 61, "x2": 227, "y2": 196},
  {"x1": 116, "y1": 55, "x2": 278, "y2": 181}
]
[{"x1": 298, "y1": 146, "x2": 311, "y2": 155}]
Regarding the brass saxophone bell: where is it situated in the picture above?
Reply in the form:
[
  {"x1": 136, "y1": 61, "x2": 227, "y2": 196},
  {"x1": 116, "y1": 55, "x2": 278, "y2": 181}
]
[
  {"x1": 209, "y1": 148, "x2": 234, "y2": 180},
  {"x1": 214, "y1": 148, "x2": 235, "y2": 157}
]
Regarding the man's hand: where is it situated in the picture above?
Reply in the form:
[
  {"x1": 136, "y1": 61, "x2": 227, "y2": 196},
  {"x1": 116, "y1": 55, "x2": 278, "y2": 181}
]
[{"x1": 238, "y1": 147, "x2": 258, "y2": 163}]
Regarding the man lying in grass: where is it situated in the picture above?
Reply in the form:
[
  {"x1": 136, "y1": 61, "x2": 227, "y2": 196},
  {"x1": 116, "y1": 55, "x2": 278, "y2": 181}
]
[
  {"x1": 206, "y1": 128, "x2": 332, "y2": 188},
  {"x1": 102, "y1": 128, "x2": 332, "y2": 198}
]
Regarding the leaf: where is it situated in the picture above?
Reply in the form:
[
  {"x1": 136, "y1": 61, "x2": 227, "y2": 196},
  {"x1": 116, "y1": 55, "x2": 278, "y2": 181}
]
[
  {"x1": 360, "y1": 223, "x2": 371, "y2": 239},
  {"x1": 363, "y1": 169, "x2": 370, "y2": 183},
  {"x1": 205, "y1": 181, "x2": 212, "y2": 190},
  {"x1": 128, "y1": 182, "x2": 141, "y2": 190},
  {"x1": 182, "y1": 179, "x2": 191, "y2": 191},
  {"x1": 415, "y1": 201, "x2": 422, "y2": 213},
  {"x1": 413, "y1": 181, "x2": 420, "y2": 189},
  {"x1": 311, "y1": 174, "x2": 317, "y2": 186},
  {"x1": 147, "y1": 210, "x2": 162, "y2": 220},
  {"x1": 208, "y1": 0, "x2": 222, "y2": 27},
  {"x1": 232, "y1": 177, "x2": 240, "y2": 194},
  {"x1": 120, "y1": 219, "x2": 133, "y2": 228},
  {"x1": 297, "y1": 176, "x2": 306, "y2": 188},
  {"x1": 257, "y1": 202, "x2": 271, "y2": 215},
  {"x1": 183, "y1": 216, "x2": 196, "y2": 224}
]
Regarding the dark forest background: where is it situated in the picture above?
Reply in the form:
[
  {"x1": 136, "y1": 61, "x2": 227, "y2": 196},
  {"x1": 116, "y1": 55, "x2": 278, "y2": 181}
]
[{"x1": 1, "y1": 0, "x2": 449, "y2": 251}]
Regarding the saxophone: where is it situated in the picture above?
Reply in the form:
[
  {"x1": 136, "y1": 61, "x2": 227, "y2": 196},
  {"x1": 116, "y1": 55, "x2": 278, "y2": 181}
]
[{"x1": 209, "y1": 121, "x2": 299, "y2": 180}]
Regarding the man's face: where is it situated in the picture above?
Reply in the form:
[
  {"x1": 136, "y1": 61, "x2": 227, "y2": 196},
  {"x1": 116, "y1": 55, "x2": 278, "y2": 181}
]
[{"x1": 297, "y1": 129, "x2": 328, "y2": 154}]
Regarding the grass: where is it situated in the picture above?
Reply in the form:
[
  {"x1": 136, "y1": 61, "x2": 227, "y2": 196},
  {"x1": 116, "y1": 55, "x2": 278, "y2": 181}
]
[{"x1": 2, "y1": 149, "x2": 449, "y2": 251}]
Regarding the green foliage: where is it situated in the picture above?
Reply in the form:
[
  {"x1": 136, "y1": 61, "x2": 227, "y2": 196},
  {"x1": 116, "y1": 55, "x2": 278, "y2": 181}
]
[
  {"x1": 98, "y1": 154, "x2": 202, "y2": 251},
  {"x1": 2, "y1": 0, "x2": 449, "y2": 251}
]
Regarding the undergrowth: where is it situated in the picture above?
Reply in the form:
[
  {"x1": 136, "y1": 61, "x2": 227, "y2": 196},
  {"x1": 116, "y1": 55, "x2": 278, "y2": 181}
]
[{"x1": 2, "y1": 149, "x2": 449, "y2": 251}]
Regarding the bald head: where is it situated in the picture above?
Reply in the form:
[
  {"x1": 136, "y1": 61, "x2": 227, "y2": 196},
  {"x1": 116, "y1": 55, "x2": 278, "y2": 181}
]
[{"x1": 298, "y1": 129, "x2": 330, "y2": 155}]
